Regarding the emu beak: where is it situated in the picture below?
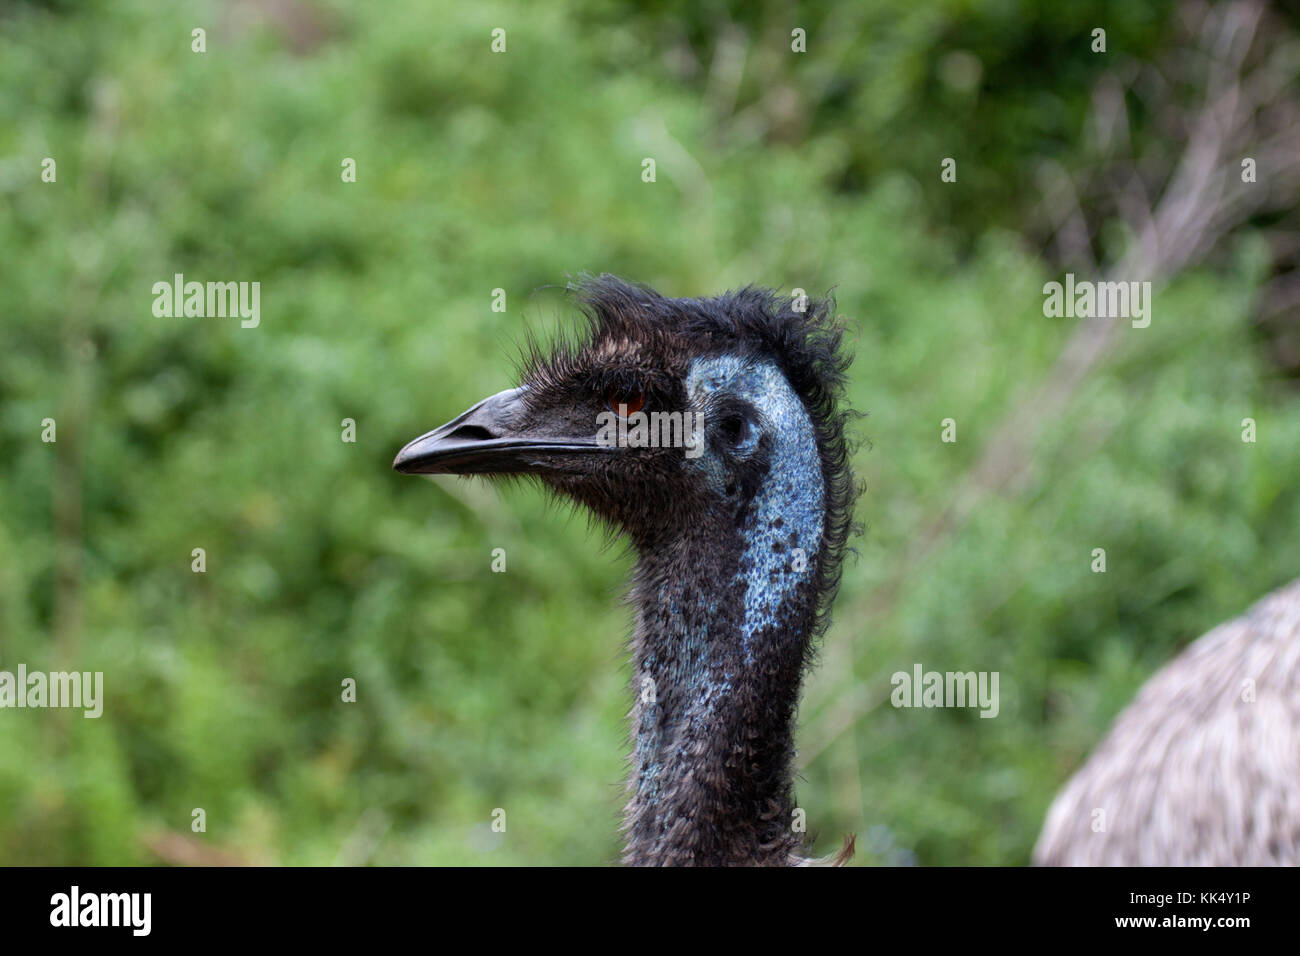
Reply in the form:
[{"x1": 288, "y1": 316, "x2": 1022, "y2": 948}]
[{"x1": 393, "y1": 385, "x2": 607, "y2": 476}]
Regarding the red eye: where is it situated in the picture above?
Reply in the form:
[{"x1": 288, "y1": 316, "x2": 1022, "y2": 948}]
[{"x1": 606, "y1": 389, "x2": 645, "y2": 417}]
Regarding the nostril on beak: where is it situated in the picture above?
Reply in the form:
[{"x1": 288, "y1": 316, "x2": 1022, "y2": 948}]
[{"x1": 446, "y1": 424, "x2": 494, "y2": 442}]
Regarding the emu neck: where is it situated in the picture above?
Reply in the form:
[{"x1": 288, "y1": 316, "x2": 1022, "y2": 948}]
[
  {"x1": 622, "y1": 361, "x2": 825, "y2": 866},
  {"x1": 623, "y1": 520, "x2": 821, "y2": 866}
]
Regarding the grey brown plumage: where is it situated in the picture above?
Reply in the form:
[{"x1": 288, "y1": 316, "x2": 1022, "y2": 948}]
[{"x1": 1035, "y1": 578, "x2": 1300, "y2": 865}]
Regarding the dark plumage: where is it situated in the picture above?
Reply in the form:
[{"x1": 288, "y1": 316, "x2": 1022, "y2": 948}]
[{"x1": 394, "y1": 275, "x2": 859, "y2": 866}]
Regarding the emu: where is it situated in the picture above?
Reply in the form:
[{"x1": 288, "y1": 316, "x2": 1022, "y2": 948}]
[
  {"x1": 394, "y1": 275, "x2": 857, "y2": 866},
  {"x1": 1035, "y1": 577, "x2": 1300, "y2": 865}
]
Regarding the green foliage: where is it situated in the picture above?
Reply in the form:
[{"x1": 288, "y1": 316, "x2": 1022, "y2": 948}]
[{"x1": 0, "y1": 0, "x2": 1296, "y2": 865}]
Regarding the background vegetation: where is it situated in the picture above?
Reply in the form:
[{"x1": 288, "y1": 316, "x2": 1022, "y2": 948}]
[{"x1": 1, "y1": 0, "x2": 1297, "y2": 864}]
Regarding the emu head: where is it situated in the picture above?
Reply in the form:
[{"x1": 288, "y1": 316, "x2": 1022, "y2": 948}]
[{"x1": 393, "y1": 275, "x2": 856, "y2": 584}]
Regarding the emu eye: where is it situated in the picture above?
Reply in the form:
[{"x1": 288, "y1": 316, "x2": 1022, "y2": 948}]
[
  {"x1": 719, "y1": 413, "x2": 750, "y2": 447},
  {"x1": 606, "y1": 388, "x2": 645, "y2": 417}
]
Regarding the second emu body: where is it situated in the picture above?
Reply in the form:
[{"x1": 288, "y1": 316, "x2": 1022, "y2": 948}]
[
  {"x1": 394, "y1": 276, "x2": 857, "y2": 866},
  {"x1": 1035, "y1": 578, "x2": 1300, "y2": 865}
]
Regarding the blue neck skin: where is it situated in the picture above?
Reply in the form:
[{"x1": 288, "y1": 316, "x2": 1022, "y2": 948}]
[{"x1": 691, "y1": 357, "x2": 824, "y2": 664}]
